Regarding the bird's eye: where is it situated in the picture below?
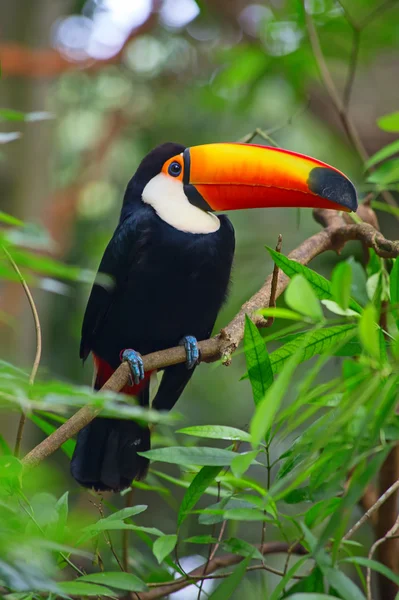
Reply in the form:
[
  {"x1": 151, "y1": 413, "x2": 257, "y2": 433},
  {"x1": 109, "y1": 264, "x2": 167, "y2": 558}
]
[{"x1": 168, "y1": 161, "x2": 182, "y2": 177}]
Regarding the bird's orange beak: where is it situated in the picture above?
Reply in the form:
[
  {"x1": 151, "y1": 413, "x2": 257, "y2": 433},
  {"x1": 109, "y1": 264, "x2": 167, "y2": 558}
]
[{"x1": 179, "y1": 143, "x2": 357, "y2": 213}]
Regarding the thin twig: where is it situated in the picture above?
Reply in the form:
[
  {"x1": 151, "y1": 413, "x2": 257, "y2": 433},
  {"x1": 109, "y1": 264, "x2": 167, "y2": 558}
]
[
  {"x1": 2, "y1": 246, "x2": 42, "y2": 457},
  {"x1": 136, "y1": 542, "x2": 306, "y2": 600},
  {"x1": 343, "y1": 28, "x2": 360, "y2": 109},
  {"x1": 303, "y1": 1, "x2": 398, "y2": 211},
  {"x1": 367, "y1": 514, "x2": 399, "y2": 600},
  {"x1": 302, "y1": 2, "x2": 368, "y2": 163},
  {"x1": 343, "y1": 478, "x2": 399, "y2": 542},
  {"x1": 209, "y1": 519, "x2": 227, "y2": 562},
  {"x1": 92, "y1": 499, "x2": 125, "y2": 572},
  {"x1": 265, "y1": 234, "x2": 283, "y2": 327},
  {"x1": 123, "y1": 488, "x2": 135, "y2": 573}
]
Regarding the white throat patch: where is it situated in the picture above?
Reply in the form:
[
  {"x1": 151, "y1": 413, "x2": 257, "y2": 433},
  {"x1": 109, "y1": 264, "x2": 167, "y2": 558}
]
[{"x1": 142, "y1": 173, "x2": 220, "y2": 234}]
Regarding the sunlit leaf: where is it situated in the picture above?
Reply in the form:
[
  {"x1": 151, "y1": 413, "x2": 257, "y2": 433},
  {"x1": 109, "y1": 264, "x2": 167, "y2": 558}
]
[
  {"x1": 244, "y1": 315, "x2": 273, "y2": 405},
  {"x1": 266, "y1": 247, "x2": 362, "y2": 313},
  {"x1": 251, "y1": 341, "x2": 303, "y2": 446},
  {"x1": 178, "y1": 425, "x2": 251, "y2": 442},
  {"x1": 366, "y1": 158, "x2": 399, "y2": 185},
  {"x1": 0, "y1": 211, "x2": 23, "y2": 226},
  {"x1": 231, "y1": 450, "x2": 258, "y2": 478},
  {"x1": 365, "y1": 139, "x2": 399, "y2": 169},
  {"x1": 153, "y1": 534, "x2": 177, "y2": 564},
  {"x1": 377, "y1": 111, "x2": 399, "y2": 132},
  {"x1": 390, "y1": 257, "x2": 399, "y2": 327},
  {"x1": 258, "y1": 307, "x2": 304, "y2": 321},
  {"x1": 358, "y1": 304, "x2": 380, "y2": 359},
  {"x1": 331, "y1": 262, "x2": 352, "y2": 310},
  {"x1": 285, "y1": 275, "x2": 324, "y2": 321},
  {"x1": 270, "y1": 324, "x2": 358, "y2": 375}
]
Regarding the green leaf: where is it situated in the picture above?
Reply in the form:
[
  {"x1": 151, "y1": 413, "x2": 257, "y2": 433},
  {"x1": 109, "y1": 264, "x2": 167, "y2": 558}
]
[
  {"x1": 185, "y1": 535, "x2": 217, "y2": 544},
  {"x1": 222, "y1": 538, "x2": 263, "y2": 560},
  {"x1": 139, "y1": 446, "x2": 237, "y2": 467},
  {"x1": 178, "y1": 425, "x2": 251, "y2": 442},
  {"x1": 0, "y1": 108, "x2": 26, "y2": 121},
  {"x1": 305, "y1": 498, "x2": 341, "y2": 529},
  {"x1": 285, "y1": 275, "x2": 324, "y2": 321},
  {"x1": 340, "y1": 557, "x2": 399, "y2": 587},
  {"x1": 208, "y1": 555, "x2": 252, "y2": 600},
  {"x1": 377, "y1": 111, "x2": 399, "y2": 132},
  {"x1": 367, "y1": 158, "x2": 399, "y2": 185},
  {"x1": 281, "y1": 566, "x2": 324, "y2": 598},
  {"x1": 0, "y1": 434, "x2": 11, "y2": 455},
  {"x1": 58, "y1": 581, "x2": 115, "y2": 596},
  {"x1": 365, "y1": 139, "x2": 399, "y2": 169},
  {"x1": 84, "y1": 520, "x2": 163, "y2": 537},
  {"x1": 258, "y1": 307, "x2": 304, "y2": 321},
  {"x1": 244, "y1": 315, "x2": 273, "y2": 405},
  {"x1": 103, "y1": 505, "x2": 148, "y2": 521},
  {"x1": 266, "y1": 247, "x2": 362, "y2": 312},
  {"x1": 270, "y1": 558, "x2": 310, "y2": 600},
  {"x1": 390, "y1": 258, "x2": 399, "y2": 327},
  {"x1": 153, "y1": 534, "x2": 177, "y2": 564},
  {"x1": 331, "y1": 262, "x2": 352, "y2": 310},
  {"x1": 358, "y1": 304, "x2": 380, "y2": 359},
  {"x1": 79, "y1": 572, "x2": 148, "y2": 592},
  {"x1": 321, "y1": 300, "x2": 359, "y2": 317},
  {"x1": 270, "y1": 324, "x2": 358, "y2": 375},
  {"x1": 29, "y1": 414, "x2": 75, "y2": 459},
  {"x1": 285, "y1": 595, "x2": 339, "y2": 600},
  {"x1": 231, "y1": 450, "x2": 258, "y2": 478},
  {"x1": 178, "y1": 466, "x2": 222, "y2": 527},
  {"x1": 0, "y1": 211, "x2": 23, "y2": 226},
  {"x1": 250, "y1": 340, "x2": 302, "y2": 446},
  {"x1": 322, "y1": 567, "x2": 366, "y2": 600}
]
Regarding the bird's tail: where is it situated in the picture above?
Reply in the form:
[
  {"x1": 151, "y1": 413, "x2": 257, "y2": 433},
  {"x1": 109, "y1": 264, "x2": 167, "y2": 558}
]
[{"x1": 70, "y1": 418, "x2": 150, "y2": 492}]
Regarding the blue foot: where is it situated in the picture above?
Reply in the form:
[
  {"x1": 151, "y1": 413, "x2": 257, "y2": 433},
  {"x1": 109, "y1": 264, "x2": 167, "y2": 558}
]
[
  {"x1": 121, "y1": 349, "x2": 145, "y2": 385},
  {"x1": 179, "y1": 335, "x2": 200, "y2": 370}
]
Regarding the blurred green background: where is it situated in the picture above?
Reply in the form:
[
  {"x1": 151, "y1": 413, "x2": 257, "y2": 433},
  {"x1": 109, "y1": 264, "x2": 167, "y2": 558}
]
[{"x1": 1, "y1": 0, "x2": 398, "y2": 592}]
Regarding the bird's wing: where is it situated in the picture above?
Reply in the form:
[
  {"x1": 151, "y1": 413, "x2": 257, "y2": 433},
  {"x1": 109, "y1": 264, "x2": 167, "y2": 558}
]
[{"x1": 80, "y1": 215, "x2": 142, "y2": 361}]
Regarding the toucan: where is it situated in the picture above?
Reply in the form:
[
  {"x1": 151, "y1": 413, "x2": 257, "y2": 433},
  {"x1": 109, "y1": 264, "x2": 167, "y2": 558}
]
[{"x1": 70, "y1": 142, "x2": 357, "y2": 492}]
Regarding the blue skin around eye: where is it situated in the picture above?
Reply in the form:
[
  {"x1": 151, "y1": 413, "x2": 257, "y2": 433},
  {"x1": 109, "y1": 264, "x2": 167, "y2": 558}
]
[
  {"x1": 180, "y1": 335, "x2": 200, "y2": 370},
  {"x1": 122, "y1": 349, "x2": 145, "y2": 385}
]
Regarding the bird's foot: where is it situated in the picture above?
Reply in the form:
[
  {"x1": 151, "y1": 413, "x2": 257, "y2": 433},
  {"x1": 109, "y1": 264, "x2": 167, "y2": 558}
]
[
  {"x1": 179, "y1": 335, "x2": 200, "y2": 370},
  {"x1": 121, "y1": 349, "x2": 145, "y2": 385}
]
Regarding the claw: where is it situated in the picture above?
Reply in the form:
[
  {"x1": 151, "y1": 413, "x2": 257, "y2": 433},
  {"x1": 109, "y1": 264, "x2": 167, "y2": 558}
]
[
  {"x1": 121, "y1": 349, "x2": 145, "y2": 385},
  {"x1": 179, "y1": 335, "x2": 200, "y2": 370}
]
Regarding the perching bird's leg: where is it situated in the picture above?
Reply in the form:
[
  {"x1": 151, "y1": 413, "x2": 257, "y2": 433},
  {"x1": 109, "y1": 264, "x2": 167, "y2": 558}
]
[
  {"x1": 179, "y1": 335, "x2": 200, "y2": 369},
  {"x1": 121, "y1": 349, "x2": 145, "y2": 385}
]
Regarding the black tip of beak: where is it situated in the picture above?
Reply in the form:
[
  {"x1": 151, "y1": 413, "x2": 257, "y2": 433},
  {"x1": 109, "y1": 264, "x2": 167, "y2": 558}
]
[{"x1": 308, "y1": 167, "x2": 358, "y2": 212}]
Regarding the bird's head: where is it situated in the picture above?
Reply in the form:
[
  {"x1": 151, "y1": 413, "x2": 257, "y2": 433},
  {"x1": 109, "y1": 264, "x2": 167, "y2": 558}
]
[{"x1": 127, "y1": 142, "x2": 357, "y2": 234}]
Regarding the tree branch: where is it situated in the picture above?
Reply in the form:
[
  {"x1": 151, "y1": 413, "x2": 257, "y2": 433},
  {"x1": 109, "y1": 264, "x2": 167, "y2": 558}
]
[
  {"x1": 21, "y1": 205, "x2": 399, "y2": 470},
  {"x1": 136, "y1": 542, "x2": 306, "y2": 600}
]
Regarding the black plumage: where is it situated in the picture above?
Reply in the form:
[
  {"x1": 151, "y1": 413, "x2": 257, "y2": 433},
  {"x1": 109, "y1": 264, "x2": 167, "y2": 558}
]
[{"x1": 71, "y1": 143, "x2": 235, "y2": 491}]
